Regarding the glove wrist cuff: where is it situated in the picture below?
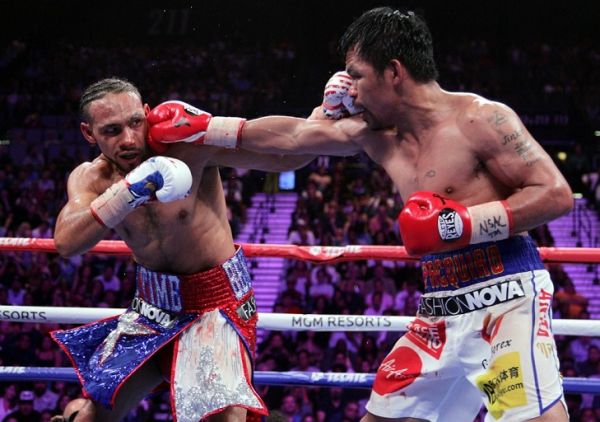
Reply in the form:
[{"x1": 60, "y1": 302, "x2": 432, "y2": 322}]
[
  {"x1": 90, "y1": 180, "x2": 136, "y2": 228},
  {"x1": 466, "y1": 200, "x2": 513, "y2": 245},
  {"x1": 205, "y1": 117, "x2": 246, "y2": 148}
]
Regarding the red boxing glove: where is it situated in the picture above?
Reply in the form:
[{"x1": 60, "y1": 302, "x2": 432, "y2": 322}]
[
  {"x1": 147, "y1": 101, "x2": 246, "y2": 154},
  {"x1": 398, "y1": 191, "x2": 513, "y2": 256}
]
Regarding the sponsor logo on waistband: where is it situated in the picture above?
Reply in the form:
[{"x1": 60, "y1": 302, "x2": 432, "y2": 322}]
[
  {"x1": 418, "y1": 279, "x2": 525, "y2": 317},
  {"x1": 237, "y1": 295, "x2": 257, "y2": 321},
  {"x1": 131, "y1": 296, "x2": 176, "y2": 328},
  {"x1": 222, "y1": 253, "x2": 252, "y2": 301},
  {"x1": 136, "y1": 267, "x2": 182, "y2": 312},
  {"x1": 421, "y1": 244, "x2": 505, "y2": 290}
]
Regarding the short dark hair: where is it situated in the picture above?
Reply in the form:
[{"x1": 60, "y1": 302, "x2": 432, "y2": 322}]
[
  {"x1": 80, "y1": 77, "x2": 141, "y2": 123},
  {"x1": 339, "y1": 7, "x2": 438, "y2": 82}
]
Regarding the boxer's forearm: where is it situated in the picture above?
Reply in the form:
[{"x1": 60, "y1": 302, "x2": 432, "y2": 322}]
[
  {"x1": 240, "y1": 116, "x2": 362, "y2": 156},
  {"x1": 504, "y1": 181, "x2": 573, "y2": 234},
  {"x1": 54, "y1": 204, "x2": 111, "y2": 257}
]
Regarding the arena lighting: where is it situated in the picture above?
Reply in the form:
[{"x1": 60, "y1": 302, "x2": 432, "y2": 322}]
[
  {"x1": 594, "y1": 130, "x2": 600, "y2": 137},
  {"x1": 557, "y1": 151, "x2": 567, "y2": 161}
]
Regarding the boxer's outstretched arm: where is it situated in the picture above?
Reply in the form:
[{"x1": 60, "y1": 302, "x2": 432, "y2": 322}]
[
  {"x1": 148, "y1": 100, "x2": 367, "y2": 156},
  {"x1": 465, "y1": 100, "x2": 573, "y2": 232},
  {"x1": 209, "y1": 148, "x2": 316, "y2": 172},
  {"x1": 240, "y1": 115, "x2": 365, "y2": 156}
]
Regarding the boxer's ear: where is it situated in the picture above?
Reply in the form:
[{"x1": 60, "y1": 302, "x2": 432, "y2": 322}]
[
  {"x1": 80, "y1": 122, "x2": 96, "y2": 146},
  {"x1": 389, "y1": 59, "x2": 405, "y2": 83}
]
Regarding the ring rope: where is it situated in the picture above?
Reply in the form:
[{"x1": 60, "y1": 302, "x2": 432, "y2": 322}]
[
  {"x1": 0, "y1": 237, "x2": 599, "y2": 263},
  {"x1": 0, "y1": 367, "x2": 597, "y2": 394},
  {"x1": 1, "y1": 306, "x2": 599, "y2": 337}
]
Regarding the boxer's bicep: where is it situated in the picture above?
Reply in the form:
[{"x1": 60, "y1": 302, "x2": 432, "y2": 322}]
[
  {"x1": 467, "y1": 102, "x2": 573, "y2": 231},
  {"x1": 472, "y1": 103, "x2": 551, "y2": 189}
]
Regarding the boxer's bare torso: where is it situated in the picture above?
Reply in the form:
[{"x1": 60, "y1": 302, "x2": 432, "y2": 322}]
[
  {"x1": 242, "y1": 90, "x2": 569, "y2": 240},
  {"x1": 55, "y1": 92, "x2": 311, "y2": 273}
]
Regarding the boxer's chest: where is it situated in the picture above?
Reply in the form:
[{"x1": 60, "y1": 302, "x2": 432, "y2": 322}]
[{"x1": 369, "y1": 127, "x2": 497, "y2": 203}]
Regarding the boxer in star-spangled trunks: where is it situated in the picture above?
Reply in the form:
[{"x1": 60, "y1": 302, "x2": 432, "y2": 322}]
[
  {"x1": 51, "y1": 78, "x2": 314, "y2": 422},
  {"x1": 147, "y1": 7, "x2": 573, "y2": 421}
]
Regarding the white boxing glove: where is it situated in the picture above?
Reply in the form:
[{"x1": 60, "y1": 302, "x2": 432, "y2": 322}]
[
  {"x1": 322, "y1": 71, "x2": 364, "y2": 119},
  {"x1": 90, "y1": 156, "x2": 193, "y2": 228}
]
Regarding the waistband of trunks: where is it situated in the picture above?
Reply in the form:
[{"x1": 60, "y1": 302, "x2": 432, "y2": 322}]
[
  {"x1": 418, "y1": 278, "x2": 527, "y2": 317},
  {"x1": 419, "y1": 235, "x2": 544, "y2": 293},
  {"x1": 134, "y1": 245, "x2": 253, "y2": 313}
]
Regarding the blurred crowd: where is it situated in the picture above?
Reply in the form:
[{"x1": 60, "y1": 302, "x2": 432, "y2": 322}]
[{"x1": 0, "y1": 29, "x2": 598, "y2": 421}]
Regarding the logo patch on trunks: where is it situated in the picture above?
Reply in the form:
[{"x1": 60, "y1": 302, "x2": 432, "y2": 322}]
[
  {"x1": 131, "y1": 297, "x2": 176, "y2": 328},
  {"x1": 236, "y1": 295, "x2": 257, "y2": 321},
  {"x1": 476, "y1": 351, "x2": 527, "y2": 419},
  {"x1": 405, "y1": 319, "x2": 446, "y2": 359},
  {"x1": 373, "y1": 346, "x2": 422, "y2": 395}
]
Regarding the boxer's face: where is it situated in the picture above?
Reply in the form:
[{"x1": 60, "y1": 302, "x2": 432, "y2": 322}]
[
  {"x1": 81, "y1": 92, "x2": 150, "y2": 174},
  {"x1": 345, "y1": 47, "x2": 394, "y2": 130}
]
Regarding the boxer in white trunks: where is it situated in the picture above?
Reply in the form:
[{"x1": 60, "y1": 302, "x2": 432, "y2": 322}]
[{"x1": 147, "y1": 7, "x2": 573, "y2": 421}]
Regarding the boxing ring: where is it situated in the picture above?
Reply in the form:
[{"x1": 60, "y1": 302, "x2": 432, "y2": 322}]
[{"x1": 0, "y1": 237, "x2": 599, "y2": 395}]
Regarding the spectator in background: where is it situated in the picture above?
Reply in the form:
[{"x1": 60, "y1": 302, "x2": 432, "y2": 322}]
[
  {"x1": 31, "y1": 220, "x2": 52, "y2": 239},
  {"x1": 577, "y1": 345, "x2": 600, "y2": 377},
  {"x1": 6, "y1": 276, "x2": 25, "y2": 306},
  {"x1": 3, "y1": 390, "x2": 40, "y2": 422},
  {"x1": 308, "y1": 267, "x2": 335, "y2": 301},
  {"x1": 0, "y1": 384, "x2": 17, "y2": 422},
  {"x1": 31, "y1": 382, "x2": 58, "y2": 414},
  {"x1": 307, "y1": 165, "x2": 332, "y2": 193},
  {"x1": 564, "y1": 143, "x2": 591, "y2": 194},
  {"x1": 555, "y1": 278, "x2": 589, "y2": 319},
  {"x1": 394, "y1": 279, "x2": 422, "y2": 316},
  {"x1": 288, "y1": 219, "x2": 316, "y2": 246},
  {"x1": 92, "y1": 265, "x2": 120, "y2": 293},
  {"x1": 290, "y1": 349, "x2": 320, "y2": 373},
  {"x1": 569, "y1": 336, "x2": 600, "y2": 364},
  {"x1": 35, "y1": 336, "x2": 60, "y2": 368}
]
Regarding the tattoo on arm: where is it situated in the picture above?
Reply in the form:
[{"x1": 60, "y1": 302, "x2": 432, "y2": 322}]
[
  {"x1": 514, "y1": 138, "x2": 540, "y2": 166},
  {"x1": 487, "y1": 109, "x2": 541, "y2": 167},
  {"x1": 498, "y1": 128, "x2": 540, "y2": 166},
  {"x1": 487, "y1": 110, "x2": 508, "y2": 128},
  {"x1": 501, "y1": 129, "x2": 524, "y2": 145}
]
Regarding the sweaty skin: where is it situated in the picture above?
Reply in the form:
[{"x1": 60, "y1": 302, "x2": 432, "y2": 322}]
[
  {"x1": 55, "y1": 93, "x2": 312, "y2": 272},
  {"x1": 235, "y1": 47, "x2": 571, "y2": 422},
  {"x1": 238, "y1": 53, "x2": 572, "y2": 242},
  {"x1": 53, "y1": 91, "x2": 313, "y2": 422}
]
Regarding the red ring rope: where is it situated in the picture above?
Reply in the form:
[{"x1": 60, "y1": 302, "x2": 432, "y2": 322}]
[{"x1": 0, "y1": 237, "x2": 598, "y2": 264}]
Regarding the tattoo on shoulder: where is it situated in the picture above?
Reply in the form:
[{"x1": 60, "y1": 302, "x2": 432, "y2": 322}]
[{"x1": 487, "y1": 110, "x2": 508, "y2": 128}]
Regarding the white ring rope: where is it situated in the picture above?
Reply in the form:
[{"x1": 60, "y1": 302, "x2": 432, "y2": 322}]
[{"x1": 1, "y1": 305, "x2": 599, "y2": 337}]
